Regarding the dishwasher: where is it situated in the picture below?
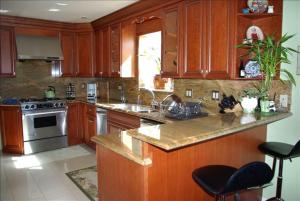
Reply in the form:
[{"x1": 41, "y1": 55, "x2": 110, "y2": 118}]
[{"x1": 96, "y1": 107, "x2": 107, "y2": 135}]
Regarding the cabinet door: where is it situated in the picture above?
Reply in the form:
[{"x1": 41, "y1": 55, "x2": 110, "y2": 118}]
[
  {"x1": 67, "y1": 103, "x2": 82, "y2": 145},
  {"x1": 0, "y1": 26, "x2": 16, "y2": 77},
  {"x1": 121, "y1": 20, "x2": 136, "y2": 78},
  {"x1": 86, "y1": 114, "x2": 96, "y2": 149},
  {"x1": 204, "y1": 0, "x2": 232, "y2": 79},
  {"x1": 60, "y1": 32, "x2": 76, "y2": 76},
  {"x1": 95, "y1": 29, "x2": 109, "y2": 77},
  {"x1": 161, "y1": 3, "x2": 182, "y2": 78},
  {"x1": 183, "y1": 1, "x2": 206, "y2": 78},
  {"x1": 102, "y1": 27, "x2": 110, "y2": 77},
  {"x1": 76, "y1": 32, "x2": 94, "y2": 77},
  {"x1": 0, "y1": 106, "x2": 23, "y2": 154},
  {"x1": 110, "y1": 23, "x2": 121, "y2": 77}
]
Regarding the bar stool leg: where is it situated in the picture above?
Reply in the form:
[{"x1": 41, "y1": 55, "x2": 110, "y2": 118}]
[{"x1": 276, "y1": 159, "x2": 284, "y2": 200}]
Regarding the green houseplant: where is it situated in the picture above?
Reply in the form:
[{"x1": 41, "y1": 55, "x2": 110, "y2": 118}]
[{"x1": 238, "y1": 34, "x2": 298, "y2": 112}]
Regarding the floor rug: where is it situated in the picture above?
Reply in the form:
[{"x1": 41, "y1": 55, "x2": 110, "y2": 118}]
[{"x1": 66, "y1": 166, "x2": 98, "y2": 201}]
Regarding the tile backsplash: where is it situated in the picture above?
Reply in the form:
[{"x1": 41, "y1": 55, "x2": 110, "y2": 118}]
[{"x1": 0, "y1": 61, "x2": 291, "y2": 113}]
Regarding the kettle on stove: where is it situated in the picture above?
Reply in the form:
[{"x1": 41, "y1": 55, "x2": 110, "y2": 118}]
[{"x1": 45, "y1": 86, "x2": 56, "y2": 99}]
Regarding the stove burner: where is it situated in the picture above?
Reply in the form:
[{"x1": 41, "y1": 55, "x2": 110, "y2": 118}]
[
  {"x1": 20, "y1": 98, "x2": 65, "y2": 112},
  {"x1": 19, "y1": 98, "x2": 61, "y2": 103}
]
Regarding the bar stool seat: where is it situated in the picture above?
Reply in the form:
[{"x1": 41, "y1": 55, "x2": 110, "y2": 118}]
[
  {"x1": 258, "y1": 140, "x2": 300, "y2": 201},
  {"x1": 192, "y1": 161, "x2": 273, "y2": 201}
]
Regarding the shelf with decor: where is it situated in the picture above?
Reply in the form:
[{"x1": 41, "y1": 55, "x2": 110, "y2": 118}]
[{"x1": 234, "y1": 0, "x2": 283, "y2": 80}]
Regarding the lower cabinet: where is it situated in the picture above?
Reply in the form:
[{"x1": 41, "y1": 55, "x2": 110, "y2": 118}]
[
  {"x1": 67, "y1": 102, "x2": 83, "y2": 146},
  {"x1": 85, "y1": 104, "x2": 97, "y2": 149},
  {"x1": 0, "y1": 106, "x2": 23, "y2": 154},
  {"x1": 107, "y1": 110, "x2": 140, "y2": 133}
]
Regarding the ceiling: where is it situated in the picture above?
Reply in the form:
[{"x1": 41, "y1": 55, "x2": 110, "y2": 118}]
[{"x1": 0, "y1": 0, "x2": 138, "y2": 23}]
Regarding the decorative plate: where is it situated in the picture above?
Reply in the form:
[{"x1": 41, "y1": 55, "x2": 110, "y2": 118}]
[
  {"x1": 245, "y1": 60, "x2": 260, "y2": 78},
  {"x1": 247, "y1": 0, "x2": 268, "y2": 13},
  {"x1": 246, "y1": 25, "x2": 264, "y2": 42}
]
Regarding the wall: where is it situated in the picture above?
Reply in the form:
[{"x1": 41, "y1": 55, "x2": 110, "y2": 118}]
[{"x1": 263, "y1": 1, "x2": 300, "y2": 200}]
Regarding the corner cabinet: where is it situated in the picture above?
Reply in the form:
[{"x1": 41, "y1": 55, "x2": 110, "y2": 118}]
[
  {"x1": 76, "y1": 32, "x2": 94, "y2": 77},
  {"x1": 0, "y1": 26, "x2": 16, "y2": 77},
  {"x1": 183, "y1": 0, "x2": 233, "y2": 79},
  {"x1": 0, "y1": 106, "x2": 23, "y2": 154},
  {"x1": 161, "y1": 2, "x2": 183, "y2": 78}
]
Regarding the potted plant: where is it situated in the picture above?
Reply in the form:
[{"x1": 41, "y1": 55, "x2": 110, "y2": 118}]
[
  {"x1": 240, "y1": 88, "x2": 259, "y2": 113},
  {"x1": 238, "y1": 34, "x2": 298, "y2": 112}
]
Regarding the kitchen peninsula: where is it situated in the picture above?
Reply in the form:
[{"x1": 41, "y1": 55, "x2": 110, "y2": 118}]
[{"x1": 92, "y1": 110, "x2": 291, "y2": 201}]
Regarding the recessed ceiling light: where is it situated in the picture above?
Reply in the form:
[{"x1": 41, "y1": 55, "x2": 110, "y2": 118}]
[
  {"x1": 48, "y1": 8, "x2": 60, "y2": 12},
  {"x1": 56, "y1": 3, "x2": 68, "y2": 6},
  {"x1": 0, "y1": 9, "x2": 9, "y2": 13},
  {"x1": 81, "y1": 16, "x2": 88, "y2": 19}
]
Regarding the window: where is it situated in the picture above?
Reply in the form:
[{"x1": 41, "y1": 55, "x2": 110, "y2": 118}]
[{"x1": 138, "y1": 31, "x2": 161, "y2": 89}]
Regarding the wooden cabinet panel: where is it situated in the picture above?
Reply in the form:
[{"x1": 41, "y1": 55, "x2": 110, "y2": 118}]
[
  {"x1": 205, "y1": 0, "x2": 232, "y2": 79},
  {"x1": 183, "y1": 1, "x2": 206, "y2": 78},
  {"x1": 0, "y1": 26, "x2": 16, "y2": 77},
  {"x1": 76, "y1": 32, "x2": 94, "y2": 77},
  {"x1": 95, "y1": 29, "x2": 110, "y2": 77},
  {"x1": 183, "y1": 0, "x2": 232, "y2": 79},
  {"x1": 121, "y1": 20, "x2": 136, "y2": 78},
  {"x1": 85, "y1": 104, "x2": 96, "y2": 149},
  {"x1": 107, "y1": 110, "x2": 140, "y2": 134},
  {"x1": 60, "y1": 32, "x2": 76, "y2": 76},
  {"x1": 67, "y1": 102, "x2": 83, "y2": 145},
  {"x1": 161, "y1": 3, "x2": 183, "y2": 78},
  {"x1": 0, "y1": 106, "x2": 23, "y2": 154},
  {"x1": 110, "y1": 23, "x2": 121, "y2": 77}
]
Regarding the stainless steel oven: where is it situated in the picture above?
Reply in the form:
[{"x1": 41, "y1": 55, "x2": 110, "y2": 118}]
[{"x1": 20, "y1": 99, "x2": 68, "y2": 154}]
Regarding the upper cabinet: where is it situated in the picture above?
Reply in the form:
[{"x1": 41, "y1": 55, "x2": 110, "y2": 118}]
[
  {"x1": 76, "y1": 32, "x2": 94, "y2": 77},
  {"x1": 235, "y1": 0, "x2": 283, "y2": 79},
  {"x1": 183, "y1": 0, "x2": 233, "y2": 79},
  {"x1": 95, "y1": 27, "x2": 110, "y2": 77},
  {"x1": 120, "y1": 20, "x2": 136, "y2": 78},
  {"x1": 110, "y1": 23, "x2": 121, "y2": 77},
  {"x1": 0, "y1": 26, "x2": 16, "y2": 77},
  {"x1": 161, "y1": 3, "x2": 183, "y2": 78},
  {"x1": 60, "y1": 31, "x2": 76, "y2": 76}
]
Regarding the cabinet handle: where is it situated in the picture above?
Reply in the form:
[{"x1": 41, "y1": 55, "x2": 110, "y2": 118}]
[
  {"x1": 206, "y1": 70, "x2": 209, "y2": 73},
  {"x1": 118, "y1": 71, "x2": 120, "y2": 74},
  {"x1": 160, "y1": 70, "x2": 164, "y2": 74},
  {"x1": 200, "y1": 70, "x2": 204, "y2": 73}
]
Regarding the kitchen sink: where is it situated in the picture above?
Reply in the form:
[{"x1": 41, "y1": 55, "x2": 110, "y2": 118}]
[{"x1": 108, "y1": 103, "x2": 155, "y2": 113}]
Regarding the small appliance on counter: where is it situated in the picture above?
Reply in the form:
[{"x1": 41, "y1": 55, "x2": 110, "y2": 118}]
[
  {"x1": 66, "y1": 83, "x2": 76, "y2": 100},
  {"x1": 87, "y1": 83, "x2": 97, "y2": 102},
  {"x1": 44, "y1": 86, "x2": 56, "y2": 99}
]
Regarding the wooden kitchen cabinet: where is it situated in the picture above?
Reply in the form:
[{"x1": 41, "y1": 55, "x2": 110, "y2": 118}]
[
  {"x1": 183, "y1": 0, "x2": 233, "y2": 79},
  {"x1": 60, "y1": 32, "x2": 76, "y2": 76},
  {"x1": 107, "y1": 110, "x2": 140, "y2": 133},
  {"x1": 0, "y1": 26, "x2": 16, "y2": 77},
  {"x1": 95, "y1": 28, "x2": 110, "y2": 77},
  {"x1": 85, "y1": 104, "x2": 97, "y2": 149},
  {"x1": 120, "y1": 20, "x2": 136, "y2": 78},
  {"x1": 161, "y1": 2, "x2": 183, "y2": 78},
  {"x1": 76, "y1": 32, "x2": 94, "y2": 77},
  {"x1": 67, "y1": 102, "x2": 83, "y2": 145},
  {"x1": 0, "y1": 106, "x2": 23, "y2": 154},
  {"x1": 110, "y1": 23, "x2": 121, "y2": 77}
]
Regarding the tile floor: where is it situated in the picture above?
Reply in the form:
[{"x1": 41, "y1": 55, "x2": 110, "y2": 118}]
[{"x1": 0, "y1": 145, "x2": 96, "y2": 201}]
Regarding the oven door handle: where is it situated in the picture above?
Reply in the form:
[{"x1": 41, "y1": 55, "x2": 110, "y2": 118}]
[{"x1": 22, "y1": 110, "x2": 66, "y2": 116}]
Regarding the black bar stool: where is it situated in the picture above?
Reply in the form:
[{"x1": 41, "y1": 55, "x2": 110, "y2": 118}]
[
  {"x1": 192, "y1": 161, "x2": 273, "y2": 201},
  {"x1": 258, "y1": 140, "x2": 300, "y2": 201}
]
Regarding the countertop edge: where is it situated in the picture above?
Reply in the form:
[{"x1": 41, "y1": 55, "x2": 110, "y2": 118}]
[
  {"x1": 126, "y1": 112, "x2": 292, "y2": 151},
  {"x1": 91, "y1": 135, "x2": 152, "y2": 166}
]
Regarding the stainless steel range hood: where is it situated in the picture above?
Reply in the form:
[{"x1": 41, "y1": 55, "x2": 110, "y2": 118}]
[{"x1": 16, "y1": 35, "x2": 63, "y2": 60}]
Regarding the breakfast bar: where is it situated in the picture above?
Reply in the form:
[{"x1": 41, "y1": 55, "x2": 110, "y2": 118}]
[{"x1": 92, "y1": 111, "x2": 291, "y2": 201}]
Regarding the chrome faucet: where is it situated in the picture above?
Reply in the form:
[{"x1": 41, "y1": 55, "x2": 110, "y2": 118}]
[
  {"x1": 140, "y1": 88, "x2": 159, "y2": 109},
  {"x1": 119, "y1": 84, "x2": 126, "y2": 103}
]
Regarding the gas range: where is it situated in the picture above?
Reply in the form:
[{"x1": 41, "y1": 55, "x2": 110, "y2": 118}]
[
  {"x1": 19, "y1": 97, "x2": 68, "y2": 154},
  {"x1": 20, "y1": 98, "x2": 66, "y2": 112}
]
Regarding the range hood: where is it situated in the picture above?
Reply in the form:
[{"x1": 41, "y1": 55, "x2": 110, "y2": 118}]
[{"x1": 16, "y1": 35, "x2": 63, "y2": 60}]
